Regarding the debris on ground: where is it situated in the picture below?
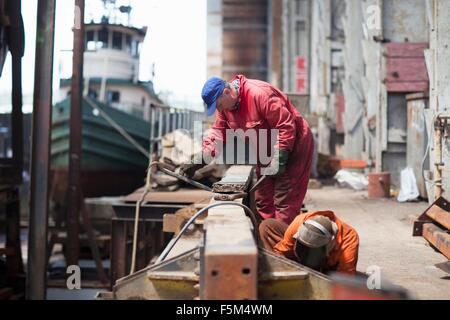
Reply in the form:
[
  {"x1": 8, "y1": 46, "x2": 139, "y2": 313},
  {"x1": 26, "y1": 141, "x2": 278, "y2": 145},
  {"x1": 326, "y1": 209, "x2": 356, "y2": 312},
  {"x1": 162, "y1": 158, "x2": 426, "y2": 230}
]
[
  {"x1": 151, "y1": 129, "x2": 226, "y2": 190},
  {"x1": 334, "y1": 169, "x2": 368, "y2": 190}
]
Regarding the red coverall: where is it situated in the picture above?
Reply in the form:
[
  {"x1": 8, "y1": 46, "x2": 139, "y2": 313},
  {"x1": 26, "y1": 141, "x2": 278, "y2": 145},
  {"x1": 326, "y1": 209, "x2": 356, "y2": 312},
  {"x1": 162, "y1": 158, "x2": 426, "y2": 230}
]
[{"x1": 202, "y1": 75, "x2": 314, "y2": 224}]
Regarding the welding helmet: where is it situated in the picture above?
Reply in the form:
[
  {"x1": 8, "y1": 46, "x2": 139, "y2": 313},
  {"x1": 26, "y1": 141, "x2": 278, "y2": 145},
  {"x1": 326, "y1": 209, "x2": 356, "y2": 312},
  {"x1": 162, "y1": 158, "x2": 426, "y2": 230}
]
[{"x1": 293, "y1": 216, "x2": 337, "y2": 270}]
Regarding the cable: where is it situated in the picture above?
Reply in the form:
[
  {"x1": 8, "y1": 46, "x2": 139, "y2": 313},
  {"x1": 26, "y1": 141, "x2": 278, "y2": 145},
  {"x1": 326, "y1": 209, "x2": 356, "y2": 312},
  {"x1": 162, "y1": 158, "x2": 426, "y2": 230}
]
[
  {"x1": 421, "y1": 111, "x2": 441, "y2": 187},
  {"x1": 129, "y1": 160, "x2": 160, "y2": 274},
  {"x1": 85, "y1": 96, "x2": 150, "y2": 158},
  {"x1": 157, "y1": 201, "x2": 260, "y2": 263}
]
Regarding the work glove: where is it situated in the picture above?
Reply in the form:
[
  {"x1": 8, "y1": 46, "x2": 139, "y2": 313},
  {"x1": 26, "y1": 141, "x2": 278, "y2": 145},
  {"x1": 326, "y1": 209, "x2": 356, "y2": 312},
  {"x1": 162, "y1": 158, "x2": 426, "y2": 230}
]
[
  {"x1": 179, "y1": 153, "x2": 206, "y2": 178},
  {"x1": 262, "y1": 149, "x2": 290, "y2": 177}
]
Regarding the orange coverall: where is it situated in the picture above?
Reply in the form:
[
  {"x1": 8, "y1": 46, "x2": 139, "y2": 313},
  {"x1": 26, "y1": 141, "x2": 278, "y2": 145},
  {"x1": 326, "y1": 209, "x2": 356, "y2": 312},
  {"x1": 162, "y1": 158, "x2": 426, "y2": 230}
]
[{"x1": 274, "y1": 211, "x2": 359, "y2": 274}]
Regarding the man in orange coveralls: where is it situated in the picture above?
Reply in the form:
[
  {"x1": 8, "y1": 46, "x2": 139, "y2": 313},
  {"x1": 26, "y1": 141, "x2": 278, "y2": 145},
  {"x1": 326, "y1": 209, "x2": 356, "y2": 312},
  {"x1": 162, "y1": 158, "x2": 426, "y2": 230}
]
[
  {"x1": 259, "y1": 210, "x2": 359, "y2": 274},
  {"x1": 180, "y1": 75, "x2": 314, "y2": 224}
]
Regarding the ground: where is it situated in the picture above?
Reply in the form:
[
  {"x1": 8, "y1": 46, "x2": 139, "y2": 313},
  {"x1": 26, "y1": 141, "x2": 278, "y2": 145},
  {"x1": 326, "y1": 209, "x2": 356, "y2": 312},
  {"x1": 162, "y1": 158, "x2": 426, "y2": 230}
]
[{"x1": 305, "y1": 185, "x2": 450, "y2": 300}]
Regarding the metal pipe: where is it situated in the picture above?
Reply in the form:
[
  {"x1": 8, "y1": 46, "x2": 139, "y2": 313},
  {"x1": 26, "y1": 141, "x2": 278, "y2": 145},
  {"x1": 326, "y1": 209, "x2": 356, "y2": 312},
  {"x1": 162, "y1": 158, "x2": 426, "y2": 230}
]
[
  {"x1": 27, "y1": 0, "x2": 56, "y2": 300},
  {"x1": 434, "y1": 118, "x2": 443, "y2": 198},
  {"x1": 66, "y1": 0, "x2": 85, "y2": 267},
  {"x1": 156, "y1": 201, "x2": 259, "y2": 264}
]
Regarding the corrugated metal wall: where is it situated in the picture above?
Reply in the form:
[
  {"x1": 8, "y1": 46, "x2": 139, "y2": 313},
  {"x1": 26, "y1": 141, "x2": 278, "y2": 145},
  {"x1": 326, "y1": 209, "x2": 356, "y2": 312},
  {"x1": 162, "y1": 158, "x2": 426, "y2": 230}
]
[{"x1": 221, "y1": 0, "x2": 269, "y2": 81}]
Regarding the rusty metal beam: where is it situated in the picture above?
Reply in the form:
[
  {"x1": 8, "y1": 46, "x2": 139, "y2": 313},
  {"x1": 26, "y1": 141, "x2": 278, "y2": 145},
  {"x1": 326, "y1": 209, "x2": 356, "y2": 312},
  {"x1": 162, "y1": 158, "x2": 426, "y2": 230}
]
[
  {"x1": 66, "y1": 0, "x2": 85, "y2": 266},
  {"x1": 212, "y1": 165, "x2": 254, "y2": 193},
  {"x1": 422, "y1": 223, "x2": 450, "y2": 259},
  {"x1": 425, "y1": 198, "x2": 450, "y2": 230},
  {"x1": 27, "y1": 0, "x2": 56, "y2": 300},
  {"x1": 413, "y1": 196, "x2": 450, "y2": 236},
  {"x1": 202, "y1": 165, "x2": 257, "y2": 300}
]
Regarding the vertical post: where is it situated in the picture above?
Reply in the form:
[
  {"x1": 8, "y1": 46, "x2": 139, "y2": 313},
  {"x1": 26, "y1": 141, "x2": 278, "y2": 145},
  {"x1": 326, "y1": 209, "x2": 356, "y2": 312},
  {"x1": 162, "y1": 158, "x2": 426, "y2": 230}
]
[
  {"x1": 269, "y1": 0, "x2": 282, "y2": 88},
  {"x1": 27, "y1": 0, "x2": 56, "y2": 300},
  {"x1": 66, "y1": 0, "x2": 85, "y2": 267},
  {"x1": 9, "y1": 0, "x2": 24, "y2": 184},
  {"x1": 429, "y1": 0, "x2": 450, "y2": 200}
]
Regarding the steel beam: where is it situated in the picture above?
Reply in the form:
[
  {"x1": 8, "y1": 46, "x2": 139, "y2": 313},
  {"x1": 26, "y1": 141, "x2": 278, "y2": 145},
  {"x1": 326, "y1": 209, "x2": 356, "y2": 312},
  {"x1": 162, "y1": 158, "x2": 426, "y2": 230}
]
[
  {"x1": 201, "y1": 165, "x2": 257, "y2": 300},
  {"x1": 425, "y1": 200, "x2": 450, "y2": 230},
  {"x1": 27, "y1": 0, "x2": 56, "y2": 300},
  {"x1": 422, "y1": 223, "x2": 450, "y2": 259}
]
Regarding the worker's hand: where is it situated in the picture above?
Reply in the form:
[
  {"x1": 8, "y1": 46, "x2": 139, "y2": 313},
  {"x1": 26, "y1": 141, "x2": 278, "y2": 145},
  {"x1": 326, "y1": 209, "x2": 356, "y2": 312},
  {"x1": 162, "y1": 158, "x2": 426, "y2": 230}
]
[
  {"x1": 179, "y1": 163, "x2": 204, "y2": 178},
  {"x1": 262, "y1": 149, "x2": 289, "y2": 177},
  {"x1": 179, "y1": 153, "x2": 206, "y2": 178}
]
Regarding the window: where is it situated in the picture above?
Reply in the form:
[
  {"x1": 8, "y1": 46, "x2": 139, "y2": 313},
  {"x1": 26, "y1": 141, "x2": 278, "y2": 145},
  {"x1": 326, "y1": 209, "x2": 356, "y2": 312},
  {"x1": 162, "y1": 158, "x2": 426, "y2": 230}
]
[
  {"x1": 295, "y1": 21, "x2": 306, "y2": 55},
  {"x1": 125, "y1": 34, "x2": 132, "y2": 54},
  {"x1": 107, "y1": 91, "x2": 120, "y2": 103},
  {"x1": 85, "y1": 30, "x2": 95, "y2": 50},
  {"x1": 131, "y1": 40, "x2": 141, "y2": 57},
  {"x1": 97, "y1": 28, "x2": 108, "y2": 49},
  {"x1": 88, "y1": 89, "x2": 98, "y2": 99},
  {"x1": 131, "y1": 40, "x2": 138, "y2": 56},
  {"x1": 112, "y1": 31, "x2": 122, "y2": 50}
]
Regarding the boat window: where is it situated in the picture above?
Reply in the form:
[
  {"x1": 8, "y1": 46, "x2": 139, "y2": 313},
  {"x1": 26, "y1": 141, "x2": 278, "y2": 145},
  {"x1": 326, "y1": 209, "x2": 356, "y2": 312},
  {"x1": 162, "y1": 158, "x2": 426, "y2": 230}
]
[
  {"x1": 131, "y1": 40, "x2": 138, "y2": 57},
  {"x1": 97, "y1": 28, "x2": 108, "y2": 49},
  {"x1": 85, "y1": 30, "x2": 95, "y2": 50},
  {"x1": 88, "y1": 89, "x2": 98, "y2": 99},
  {"x1": 112, "y1": 31, "x2": 122, "y2": 50},
  {"x1": 125, "y1": 34, "x2": 132, "y2": 54},
  {"x1": 107, "y1": 91, "x2": 120, "y2": 103}
]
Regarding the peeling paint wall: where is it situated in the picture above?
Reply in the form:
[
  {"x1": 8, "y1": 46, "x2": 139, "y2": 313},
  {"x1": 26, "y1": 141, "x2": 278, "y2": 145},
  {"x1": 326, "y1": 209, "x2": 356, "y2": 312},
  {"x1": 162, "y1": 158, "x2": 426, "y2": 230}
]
[
  {"x1": 281, "y1": 0, "x2": 311, "y2": 94},
  {"x1": 342, "y1": 0, "x2": 365, "y2": 160},
  {"x1": 428, "y1": 0, "x2": 450, "y2": 201},
  {"x1": 383, "y1": 0, "x2": 428, "y2": 43},
  {"x1": 309, "y1": 0, "x2": 332, "y2": 154}
]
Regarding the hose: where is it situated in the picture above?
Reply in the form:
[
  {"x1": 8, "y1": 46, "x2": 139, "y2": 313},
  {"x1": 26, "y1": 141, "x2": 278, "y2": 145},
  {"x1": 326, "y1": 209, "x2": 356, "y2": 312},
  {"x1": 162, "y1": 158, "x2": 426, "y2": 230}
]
[
  {"x1": 129, "y1": 160, "x2": 160, "y2": 274},
  {"x1": 156, "y1": 201, "x2": 260, "y2": 263}
]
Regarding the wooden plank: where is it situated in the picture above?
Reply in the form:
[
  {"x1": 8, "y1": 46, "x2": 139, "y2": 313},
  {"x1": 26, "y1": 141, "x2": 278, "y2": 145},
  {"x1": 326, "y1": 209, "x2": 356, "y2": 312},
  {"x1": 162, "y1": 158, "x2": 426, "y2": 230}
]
[
  {"x1": 422, "y1": 223, "x2": 450, "y2": 259},
  {"x1": 386, "y1": 82, "x2": 429, "y2": 93},
  {"x1": 385, "y1": 58, "x2": 429, "y2": 82},
  {"x1": 385, "y1": 43, "x2": 428, "y2": 58}
]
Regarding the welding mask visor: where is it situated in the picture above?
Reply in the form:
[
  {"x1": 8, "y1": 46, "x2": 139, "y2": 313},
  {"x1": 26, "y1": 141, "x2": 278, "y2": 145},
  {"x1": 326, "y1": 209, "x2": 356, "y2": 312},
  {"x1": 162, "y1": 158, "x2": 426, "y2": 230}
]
[{"x1": 294, "y1": 241, "x2": 327, "y2": 270}]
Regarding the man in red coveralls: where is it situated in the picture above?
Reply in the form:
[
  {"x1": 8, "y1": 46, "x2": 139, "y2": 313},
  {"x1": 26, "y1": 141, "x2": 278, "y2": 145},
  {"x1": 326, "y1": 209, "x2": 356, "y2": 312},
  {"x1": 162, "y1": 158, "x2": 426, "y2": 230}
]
[{"x1": 180, "y1": 75, "x2": 314, "y2": 224}]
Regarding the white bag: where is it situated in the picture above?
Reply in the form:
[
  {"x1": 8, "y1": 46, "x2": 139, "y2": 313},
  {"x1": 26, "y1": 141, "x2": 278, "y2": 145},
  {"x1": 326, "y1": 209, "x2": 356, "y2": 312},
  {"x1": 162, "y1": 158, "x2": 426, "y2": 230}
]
[
  {"x1": 334, "y1": 169, "x2": 368, "y2": 190},
  {"x1": 397, "y1": 167, "x2": 420, "y2": 202}
]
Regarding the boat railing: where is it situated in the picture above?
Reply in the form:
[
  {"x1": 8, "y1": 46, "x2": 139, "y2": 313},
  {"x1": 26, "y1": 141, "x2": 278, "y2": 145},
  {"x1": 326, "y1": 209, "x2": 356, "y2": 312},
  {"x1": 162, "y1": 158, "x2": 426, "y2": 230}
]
[{"x1": 148, "y1": 104, "x2": 205, "y2": 156}]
